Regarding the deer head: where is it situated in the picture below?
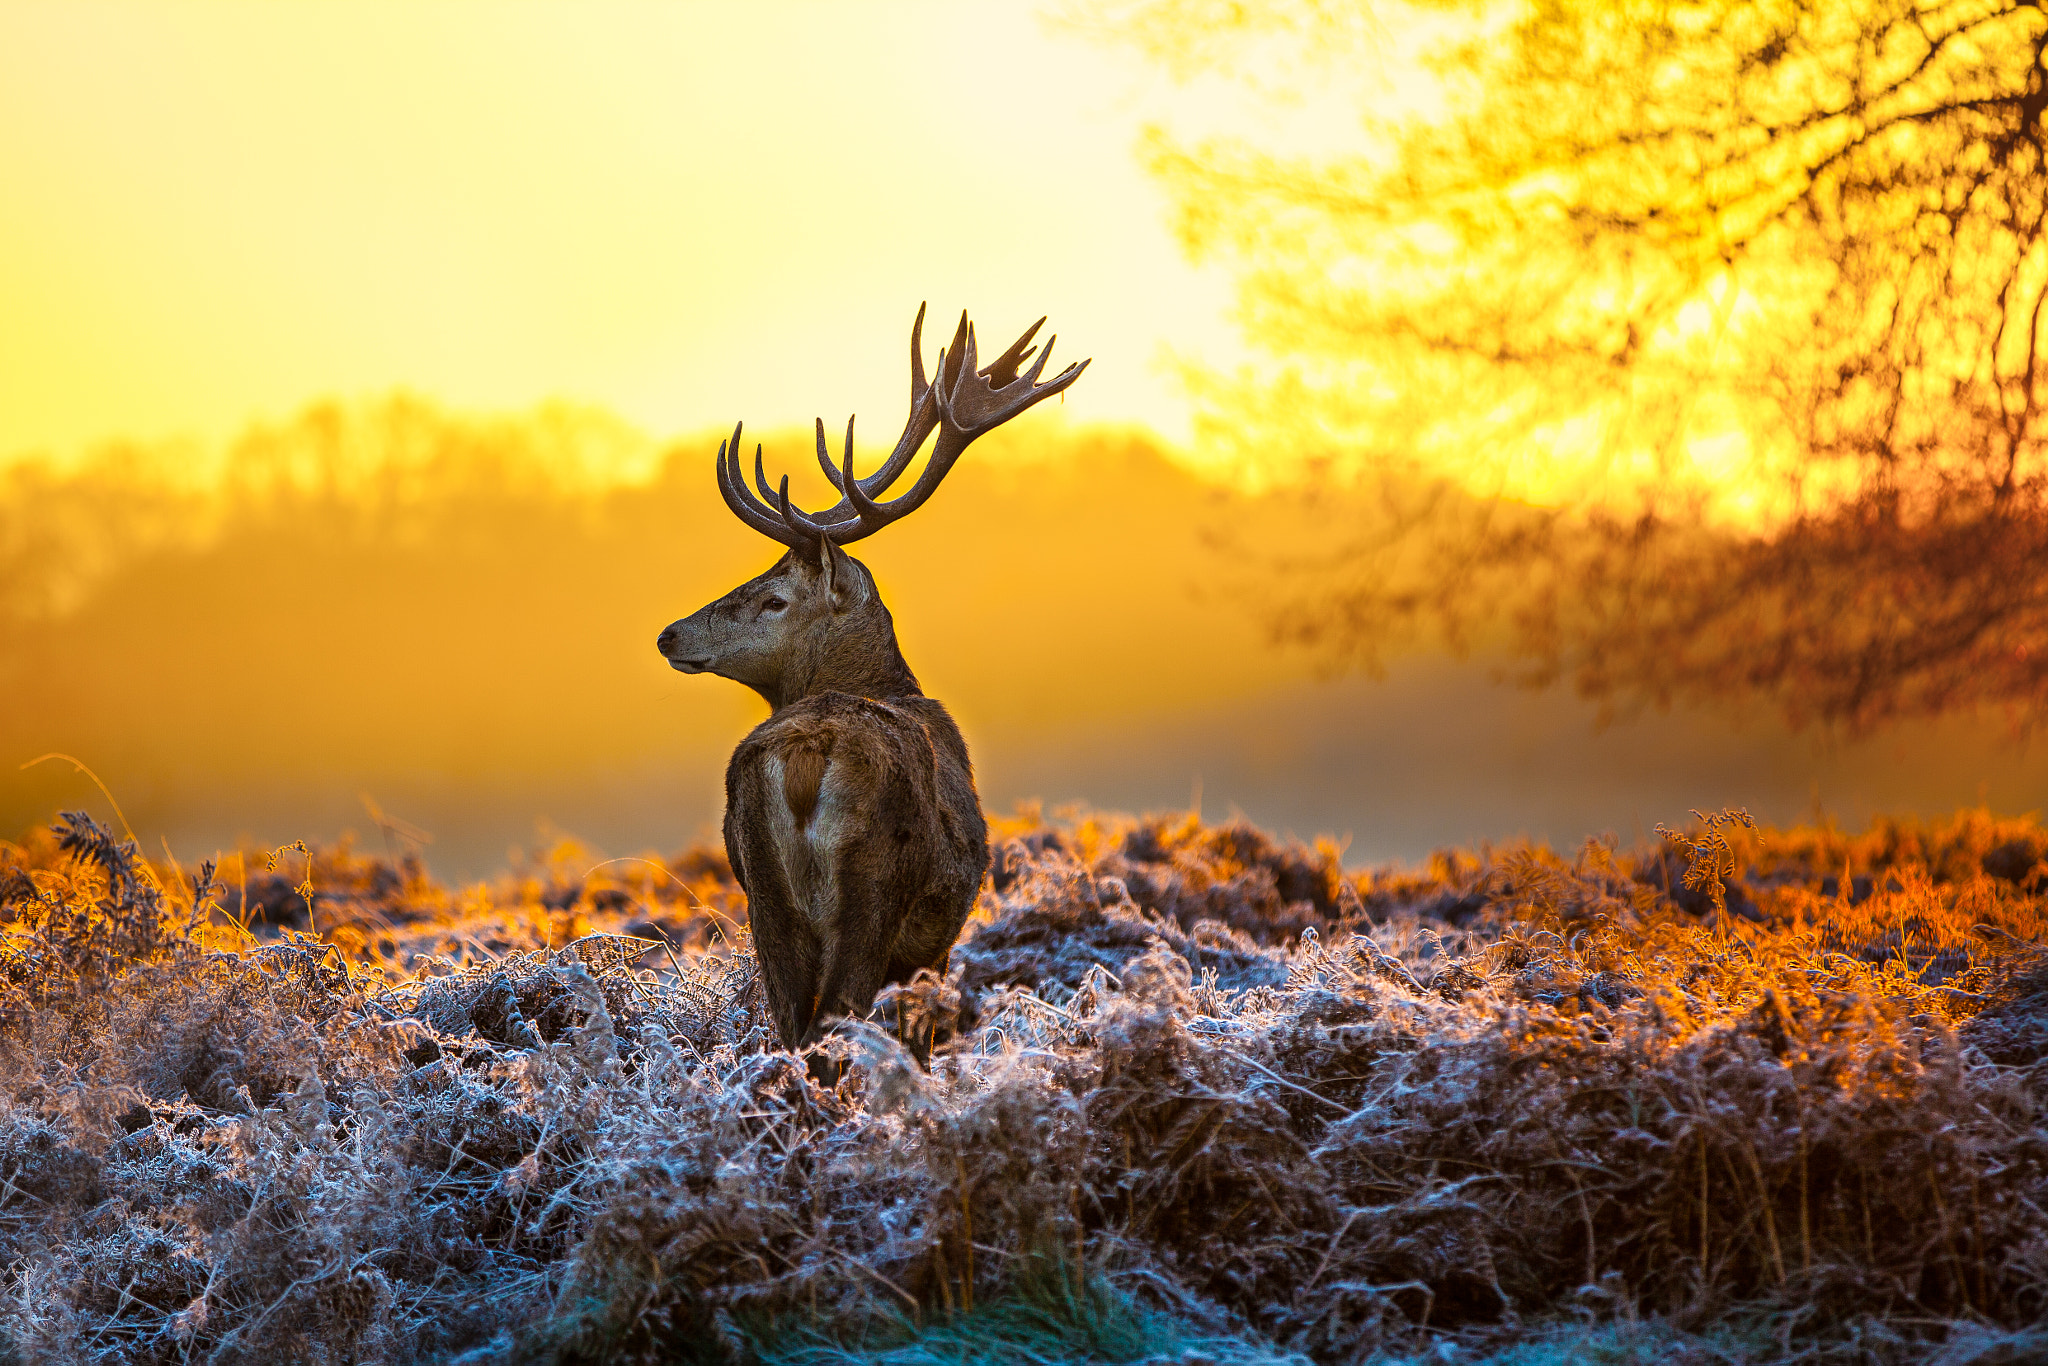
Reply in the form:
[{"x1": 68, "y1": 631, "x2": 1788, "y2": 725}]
[{"x1": 657, "y1": 305, "x2": 1088, "y2": 711}]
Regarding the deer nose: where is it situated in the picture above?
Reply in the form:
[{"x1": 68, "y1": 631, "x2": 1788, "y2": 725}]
[{"x1": 657, "y1": 625, "x2": 677, "y2": 655}]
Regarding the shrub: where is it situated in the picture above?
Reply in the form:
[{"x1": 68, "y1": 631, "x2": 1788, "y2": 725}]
[{"x1": 0, "y1": 806, "x2": 2040, "y2": 1364}]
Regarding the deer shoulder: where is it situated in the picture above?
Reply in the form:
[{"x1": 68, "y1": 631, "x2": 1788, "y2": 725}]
[{"x1": 731, "y1": 694, "x2": 984, "y2": 899}]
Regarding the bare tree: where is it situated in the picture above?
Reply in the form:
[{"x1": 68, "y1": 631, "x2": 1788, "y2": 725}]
[{"x1": 1099, "y1": 0, "x2": 2048, "y2": 730}]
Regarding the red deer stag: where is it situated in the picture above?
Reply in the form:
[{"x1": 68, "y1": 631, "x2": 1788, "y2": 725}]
[{"x1": 657, "y1": 305, "x2": 1087, "y2": 1060}]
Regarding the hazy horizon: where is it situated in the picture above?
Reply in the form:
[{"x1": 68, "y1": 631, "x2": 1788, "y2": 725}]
[{"x1": 6, "y1": 400, "x2": 2042, "y2": 881}]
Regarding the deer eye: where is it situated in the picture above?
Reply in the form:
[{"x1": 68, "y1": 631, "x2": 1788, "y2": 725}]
[{"x1": 763, "y1": 597, "x2": 787, "y2": 613}]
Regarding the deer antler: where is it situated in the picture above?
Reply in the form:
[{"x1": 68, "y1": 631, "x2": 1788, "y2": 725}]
[
  {"x1": 714, "y1": 304, "x2": 1088, "y2": 551},
  {"x1": 809, "y1": 302, "x2": 945, "y2": 514}
]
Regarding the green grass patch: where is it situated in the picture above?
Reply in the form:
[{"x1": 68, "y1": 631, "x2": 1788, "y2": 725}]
[{"x1": 748, "y1": 1262, "x2": 1286, "y2": 1366}]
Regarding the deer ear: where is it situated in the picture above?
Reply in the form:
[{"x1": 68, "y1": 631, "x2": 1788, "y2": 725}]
[{"x1": 818, "y1": 536, "x2": 858, "y2": 611}]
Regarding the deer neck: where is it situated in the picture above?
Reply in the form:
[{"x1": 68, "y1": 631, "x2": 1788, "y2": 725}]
[{"x1": 766, "y1": 605, "x2": 922, "y2": 712}]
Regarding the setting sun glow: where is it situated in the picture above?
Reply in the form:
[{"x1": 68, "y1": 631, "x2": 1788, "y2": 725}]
[{"x1": 0, "y1": 2, "x2": 1239, "y2": 465}]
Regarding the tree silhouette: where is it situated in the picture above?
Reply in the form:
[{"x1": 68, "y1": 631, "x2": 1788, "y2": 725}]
[{"x1": 1106, "y1": 0, "x2": 2048, "y2": 730}]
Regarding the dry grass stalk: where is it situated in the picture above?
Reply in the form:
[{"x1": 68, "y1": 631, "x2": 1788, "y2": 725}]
[{"x1": 0, "y1": 806, "x2": 2039, "y2": 1363}]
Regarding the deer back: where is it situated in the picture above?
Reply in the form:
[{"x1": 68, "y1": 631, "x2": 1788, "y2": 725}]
[{"x1": 725, "y1": 692, "x2": 987, "y2": 971}]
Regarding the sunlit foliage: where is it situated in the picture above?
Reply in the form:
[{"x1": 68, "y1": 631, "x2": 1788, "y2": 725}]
[
  {"x1": 1108, "y1": 0, "x2": 2048, "y2": 730},
  {"x1": 0, "y1": 802, "x2": 2042, "y2": 1362}
]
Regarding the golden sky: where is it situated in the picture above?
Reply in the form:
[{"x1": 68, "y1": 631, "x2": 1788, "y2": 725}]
[
  {"x1": 0, "y1": 1, "x2": 1266, "y2": 465},
  {"x1": 1, "y1": 1, "x2": 1802, "y2": 519},
  {"x1": 2, "y1": 4, "x2": 2040, "y2": 869}
]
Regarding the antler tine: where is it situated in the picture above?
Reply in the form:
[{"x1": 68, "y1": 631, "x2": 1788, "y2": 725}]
[
  {"x1": 774, "y1": 473, "x2": 832, "y2": 544},
  {"x1": 909, "y1": 301, "x2": 930, "y2": 400},
  {"x1": 841, "y1": 429, "x2": 886, "y2": 527},
  {"x1": 1030, "y1": 337, "x2": 1087, "y2": 396},
  {"x1": 845, "y1": 304, "x2": 951, "y2": 503},
  {"x1": 951, "y1": 320, "x2": 979, "y2": 398},
  {"x1": 853, "y1": 305, "x2": 955, "y2": 498},
  {"x1": 930, "y1": 317, "x2": 1091, "y2": 459},
  {"x1": 802, "y1": 303, "x2": 947, "y2": 525},
  {"x1": 979, "y1": 317, "x2": 1043, "y2": 388},
  {"x1": 715, "y1": 423, "x2": 808, "y2": 550},
  {"x1": 814, "y1": 416, "x2": 853, "y2": 495},
  {"x1": 937, "y1": 311, "x2": 970, "y2": 402}
]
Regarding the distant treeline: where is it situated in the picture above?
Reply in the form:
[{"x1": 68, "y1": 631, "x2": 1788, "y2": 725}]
[{"x1": 0, "y1": 397, "x2": 1321, "y2": 867}]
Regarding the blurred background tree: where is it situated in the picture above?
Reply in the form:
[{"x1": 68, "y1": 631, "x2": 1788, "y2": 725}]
[{"x1": 1093, "y1": 0, "x2": 2048, "y2": 731}]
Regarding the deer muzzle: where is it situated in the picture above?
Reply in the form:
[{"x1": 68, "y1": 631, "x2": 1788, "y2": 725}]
[{"x1": 656, "y1": 620, "x2": 712, "y2": 673}]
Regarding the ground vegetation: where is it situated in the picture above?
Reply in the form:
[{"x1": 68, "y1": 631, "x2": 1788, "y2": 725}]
[{"x1": 0, "y1": 801, "x2": 2042, "y2": 1363}]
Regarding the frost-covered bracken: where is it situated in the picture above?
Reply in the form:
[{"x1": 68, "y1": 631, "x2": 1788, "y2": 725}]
[{"x1": 0, "y1": 805, "x2": 2043, "y2": 1365}]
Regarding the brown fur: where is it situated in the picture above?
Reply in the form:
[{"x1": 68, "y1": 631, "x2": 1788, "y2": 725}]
[
  {"x1": 658, "y1": 538, "x2": 990, "y2": 1058},
  {"x1": 782, "y1": 742, "x2": 829, "y2": 829}
]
